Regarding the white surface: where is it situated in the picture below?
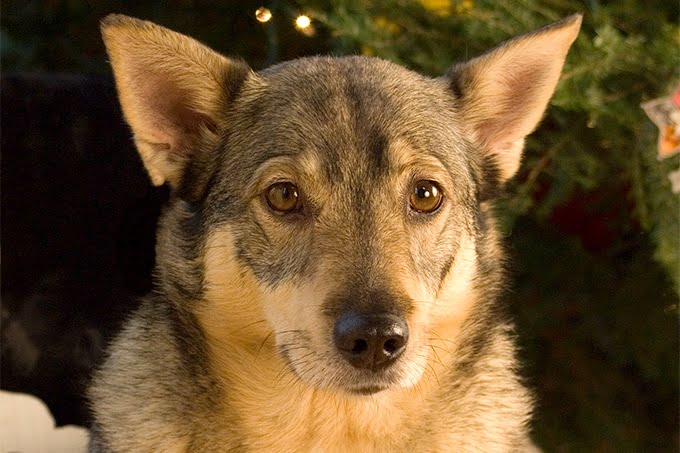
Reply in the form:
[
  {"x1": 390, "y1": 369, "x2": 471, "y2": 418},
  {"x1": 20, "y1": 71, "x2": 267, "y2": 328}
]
[{"x1": 0, "y1": 390, "x2": 88, "y2": 453}]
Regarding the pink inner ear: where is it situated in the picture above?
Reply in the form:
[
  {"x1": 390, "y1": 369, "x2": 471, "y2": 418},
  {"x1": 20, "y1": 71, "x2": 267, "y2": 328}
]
[
  {"x1": 135, "y1": 74, "x2": 217, "y2": 159},
  {"x1": 480, "y1": 59, "x2": 555, "y2": 147},
  {"x1": 467, "y1": 56, "x2": 562, "y2": 180}
]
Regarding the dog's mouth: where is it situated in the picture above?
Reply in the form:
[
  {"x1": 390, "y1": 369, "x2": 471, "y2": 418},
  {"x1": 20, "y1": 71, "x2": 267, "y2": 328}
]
[
  {"x1": 347, "y1": 385, "x2": 388, "y2": 395},
  {"x1": 277, "y1": 342, "x2": 403, "y2": 394}
]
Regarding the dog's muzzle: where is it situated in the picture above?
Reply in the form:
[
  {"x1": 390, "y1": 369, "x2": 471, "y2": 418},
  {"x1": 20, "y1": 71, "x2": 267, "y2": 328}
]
[{"x1": 333, "y1": 313, "x2": 408, "y2": 371}]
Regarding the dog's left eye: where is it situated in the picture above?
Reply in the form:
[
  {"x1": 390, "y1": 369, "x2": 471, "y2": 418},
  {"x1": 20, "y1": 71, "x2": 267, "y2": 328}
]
[
  {"x1": 265, "y1": 182, "x2": 302, "y2": 214},
  {"x1": 409, "y1": 180, "x2": 443, "y2": 213}
]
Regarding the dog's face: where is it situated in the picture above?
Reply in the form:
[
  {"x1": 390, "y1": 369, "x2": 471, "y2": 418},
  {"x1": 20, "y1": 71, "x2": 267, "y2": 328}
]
[
  {"x1": 214, "y1": 58, "x2": 480, "y2": 392},
  {"x1": 101, "y1": 15, "x2": 580, "y2": 394}
]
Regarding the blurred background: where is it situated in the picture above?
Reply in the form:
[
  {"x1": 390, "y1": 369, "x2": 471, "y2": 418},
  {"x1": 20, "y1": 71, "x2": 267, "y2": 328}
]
[{"x1": 2, "y1": 0, "x2": 678, "y2": 451}]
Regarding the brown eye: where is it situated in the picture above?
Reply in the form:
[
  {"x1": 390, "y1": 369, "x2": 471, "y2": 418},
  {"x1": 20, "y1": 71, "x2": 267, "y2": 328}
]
[
  {"x1": 409, "y1": 180, "x2": 443, "y2": 213},
  {"x1": 265, "y1": 182, "x2": 301, "y2": 213}
]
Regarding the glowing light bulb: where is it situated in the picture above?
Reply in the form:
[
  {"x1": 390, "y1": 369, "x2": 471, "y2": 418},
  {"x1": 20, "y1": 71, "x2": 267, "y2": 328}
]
[
  {"x1": 295, "y1": 15, "x2": 311, "y2": 29},
  {"x1": 255, "y1": 7, "x2": 272, "y2": 23}
]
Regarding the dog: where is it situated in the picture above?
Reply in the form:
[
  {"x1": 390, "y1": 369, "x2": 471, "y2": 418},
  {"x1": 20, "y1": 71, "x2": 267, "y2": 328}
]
[{"x1": 88, "y1": 13, "x2": 581, "y2": 452}]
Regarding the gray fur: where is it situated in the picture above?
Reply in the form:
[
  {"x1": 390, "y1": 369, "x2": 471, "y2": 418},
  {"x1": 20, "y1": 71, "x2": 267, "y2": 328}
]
[{"x1": 89, "y1": 14, "x2": 581, "y2": 451}]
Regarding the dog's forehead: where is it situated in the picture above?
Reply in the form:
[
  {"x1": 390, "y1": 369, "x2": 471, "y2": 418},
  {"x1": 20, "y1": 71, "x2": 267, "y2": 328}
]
[
  {"x1": 258, "y1": 56, "x2": 430, "y2": 96},
  {"x1": 216, "y1": 57, "x2": 467, "y2": 201},
  {"x1": 258, "y1": 56, "x2": 438, "y2": 102},
  {"x1": 242, "y1": 57, "x2": 455, "y2": 155},
  {"x1": 254, "y1": 56, "x2": 456, "y2": 137}
]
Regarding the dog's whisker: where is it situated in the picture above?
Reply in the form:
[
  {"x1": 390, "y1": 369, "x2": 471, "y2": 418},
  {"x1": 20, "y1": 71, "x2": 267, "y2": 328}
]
[
  {"x1": 426, "y1": 342, "x2": 452, "y2": 350},
  {"x1": 428, "y1": 332, "x2": 457, "y2": 346},
  {"x1": 276, "y1": 329, "x2": 308, "y2": 338},
  {"x1": 427, "y1": 337, "x2": 455, "y2": 346},
  {"x1": 253, "y1": 330, "x2": 274, "y2": 363},
  {"x1": 279, "y1": 346, "x2": 308, "y2": 354},
  {"x1": 418, "y1": 367, "x2": 437, "y2": 386},
  {"x1": 424, "y1": 362, "x2": 440, "y2": 386},
  {"x1": 273, "y1": 362, "x2": 292, "y2": 386},
  {"x1": 427, "y1": 343, "x2": 452, "y2": 356},
  {"x1": 428, "y1": 345, "x2": 446, "y2": 368},
  {"x1": 225, "y1": 319, "x2": 268, "y2": 335},
  {"x1": 275, "y1": 348, "x2": 317, "y2": 386}
]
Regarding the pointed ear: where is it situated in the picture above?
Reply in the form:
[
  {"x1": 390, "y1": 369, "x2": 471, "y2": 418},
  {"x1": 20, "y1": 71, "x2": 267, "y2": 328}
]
[
  {"x1": 100, "y1": 15, "x2": 251, "y2": 187},
  {"x1": 444, "y1": 14, "x2": 582, "y2": 181}
]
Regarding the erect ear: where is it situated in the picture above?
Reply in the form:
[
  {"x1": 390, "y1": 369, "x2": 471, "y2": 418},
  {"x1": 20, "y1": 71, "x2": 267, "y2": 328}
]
[
  {"x1": 100, "y1": 15, "x2": 251, "y2": 188},
  {"x1": 444, "y1": 14, "x2": 582, "y2": 181}
]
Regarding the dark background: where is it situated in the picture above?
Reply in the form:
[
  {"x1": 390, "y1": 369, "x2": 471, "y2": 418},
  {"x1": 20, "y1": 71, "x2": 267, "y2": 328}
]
[{"x1": 2, "y1": 1, "x2": 678, "y2": 451}]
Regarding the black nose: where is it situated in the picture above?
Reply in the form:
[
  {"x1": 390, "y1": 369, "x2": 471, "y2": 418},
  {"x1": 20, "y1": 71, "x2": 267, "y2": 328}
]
[{"x1": 333, "y1": 313, "x2": 408, "y2": 370}]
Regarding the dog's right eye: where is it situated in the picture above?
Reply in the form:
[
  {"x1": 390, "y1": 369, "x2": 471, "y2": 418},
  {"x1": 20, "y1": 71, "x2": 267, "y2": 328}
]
[
  {"x1": 265, "y1": 182, "x2": 301, "y2": 214},
  {"x1": 409, "y1": 180, "x2": 443, "y2": 214}
]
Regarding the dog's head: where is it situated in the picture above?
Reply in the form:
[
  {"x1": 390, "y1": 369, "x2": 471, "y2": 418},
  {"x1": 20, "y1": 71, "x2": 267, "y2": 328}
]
[{"x1": 101, "y1": 15, "x2": 580, "y2": 395}]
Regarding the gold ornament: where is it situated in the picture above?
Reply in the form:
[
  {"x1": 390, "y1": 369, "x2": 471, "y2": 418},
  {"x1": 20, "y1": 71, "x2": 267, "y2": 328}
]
[{"x1": 255, "y1": 7, "x2": 272, "y2": 23}]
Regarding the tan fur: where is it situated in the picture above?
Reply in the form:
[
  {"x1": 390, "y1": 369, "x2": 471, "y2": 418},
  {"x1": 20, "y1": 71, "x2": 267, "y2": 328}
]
[{"x1": 90, "y1": 13, "x2": 581, "y2": 452}]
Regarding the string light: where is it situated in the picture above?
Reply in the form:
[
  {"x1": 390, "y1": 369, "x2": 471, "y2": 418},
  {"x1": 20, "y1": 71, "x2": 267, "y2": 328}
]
[
  {"x1": 255, "y1": 7, "x2": 272, "y2": 23},
  {"x1": 295, "y1": 15, "x2": 311, "y2": 29}
]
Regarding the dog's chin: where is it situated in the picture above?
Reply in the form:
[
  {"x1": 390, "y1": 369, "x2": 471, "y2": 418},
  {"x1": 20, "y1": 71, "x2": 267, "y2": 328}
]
[
  {"x1": 287, "y1": 364, "x2": 393, "y2": 392},
  {"x1": 285, "y1": 360, "x2": 414, "y2": 396}
]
